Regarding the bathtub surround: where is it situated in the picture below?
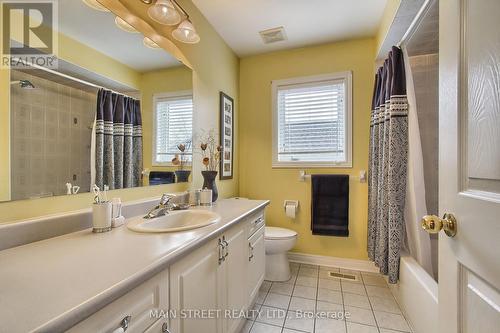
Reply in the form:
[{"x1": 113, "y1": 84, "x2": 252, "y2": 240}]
[
  {"x1": 95, "y1": 89, "x2": 143, "y2": 190},
  {"x1": 9, "y1": 70, "x2": 95, "y2": 200},
  {"x1": 367, "y1": 46, "x2": 408, "y2": 283}
]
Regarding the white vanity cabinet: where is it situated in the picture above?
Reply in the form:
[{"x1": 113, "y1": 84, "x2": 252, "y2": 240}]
[
  {"x1": 169, "y1": 237, "x2": 224, "y2": 333},
  {"x1": 221, "y1": 222, "x2": 250, "y2": 333},
  {"x1": 169, "y1": 220, "x2": 251, "y2": 333},
  {"x1": 68, "y1": 270, "x2": 169, "y2": 333},
  {"x1": 68, "y1": 207, "x2": 266, "y2": 333}
]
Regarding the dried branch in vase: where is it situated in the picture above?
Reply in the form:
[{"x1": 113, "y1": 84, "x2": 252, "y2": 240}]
[
  {"x1": 171, "y1": 140, "x2": 192, "y2": 170},
  {"x1": 198, "y1": 129, "x2": 222, "y2": 171}
]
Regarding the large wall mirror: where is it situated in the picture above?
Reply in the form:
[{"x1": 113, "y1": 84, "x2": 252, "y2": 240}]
[{"x1": 1, "y1": 0, "x2": 193, "y2": 202}]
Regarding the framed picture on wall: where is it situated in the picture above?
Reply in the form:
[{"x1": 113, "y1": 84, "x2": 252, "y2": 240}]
[{"x1": 220, "y1": 92, "x2": 234, "y2": 180}]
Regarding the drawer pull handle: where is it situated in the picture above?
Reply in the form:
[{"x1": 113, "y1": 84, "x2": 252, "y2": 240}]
[
  {"x1": 218, "y1": 238, "x2": 225, "y2": 265},
  {"x1": 162, "y1": 322, "x2": 171, "y2": 333},
  {"x1": 112, "y1": 315, "x2": 131, "y2": 333},
  {"x1": 222, "y1": 236, "x2": 229, "y2": 259},
  {"x1": 248, "y1": 243, "x2": 254, "y2": 261}
]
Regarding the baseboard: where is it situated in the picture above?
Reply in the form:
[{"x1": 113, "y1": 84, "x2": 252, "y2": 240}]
[{"x1": 287, "y1": 252, "x2": 379, "y2": 273}]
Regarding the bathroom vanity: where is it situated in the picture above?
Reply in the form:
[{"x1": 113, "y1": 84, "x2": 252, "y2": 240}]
[{"x1": 0, "y1": 198, "x2": 268, "y2": 333}]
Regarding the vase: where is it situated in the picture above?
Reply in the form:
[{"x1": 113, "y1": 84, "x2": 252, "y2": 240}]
[
  {"x1": 201, "y1": 170, "x2": 218, "y2": 202},
  {"x1": 175, "y1": 170, "x2": 191, "y2": 183}
]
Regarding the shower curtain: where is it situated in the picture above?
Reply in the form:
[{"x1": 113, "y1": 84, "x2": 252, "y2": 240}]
[
  {"x1": 95, "y1": 89, "x2": 143, "y2": 190},
  {"x1": 368, "y1": 46, "x2": 408, "y2": 283},
  {"x1": 402, "y1": 48, "x2": 434, "y2": 277}
]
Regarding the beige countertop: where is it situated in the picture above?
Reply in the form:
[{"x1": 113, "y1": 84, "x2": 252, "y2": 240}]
[{"x1": 0, "y1": 198, "x2": 269, "y2": 333}]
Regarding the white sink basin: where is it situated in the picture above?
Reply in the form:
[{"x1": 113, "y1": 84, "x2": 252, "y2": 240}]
[{"x1": 127, "y1": 210, "x2": 221, "y2": 233}]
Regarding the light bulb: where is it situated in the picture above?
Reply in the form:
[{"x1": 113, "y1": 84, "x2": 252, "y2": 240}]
[
  {"x1": 143, "y1": 37, "x2": 161, "y2": 49},
  {"x1": 147, "y1": 0, "x2": 181, "y2": 26},
  {"x1": 82, "y1": 0, "x2": 109, "y2": 12},
  {"x1": 172, "y1": 20, "x2": 200, "y2": 44},
  {"x1": 115, "y1": 16, "x2": 138, "y2": 33}
]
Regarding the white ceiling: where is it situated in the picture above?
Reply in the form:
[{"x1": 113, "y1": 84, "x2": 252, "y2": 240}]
[
  {"x1": 57, "y1": 0, "x2": 181, "y2": 72},
  {"x1": 192, "y1": 0, "x2": 389, "y2": 56}
]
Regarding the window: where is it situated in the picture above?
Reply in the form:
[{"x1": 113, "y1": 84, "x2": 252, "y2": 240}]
[
  {"x1": 153, "y1": 91, "x2": 193, "y2": 165},
  {"x1": 272, "y1": 72, "x2": 352, "y2": 168}
]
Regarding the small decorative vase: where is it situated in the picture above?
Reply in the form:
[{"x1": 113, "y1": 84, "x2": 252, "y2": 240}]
[
  {"x1": 175, "y1": 170, "x2": 191, "y2": 183},
  {"x1": 201, "y1": 170, "x2": 218, "y2": 202}
]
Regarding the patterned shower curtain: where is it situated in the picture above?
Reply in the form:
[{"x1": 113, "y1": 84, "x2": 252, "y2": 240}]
[
  {"x1": 95, "y1": 89, "x2": 143, "y2": 190},
  {"x1": 368, "y1": 46, "x2": 408, "y2": 283}
]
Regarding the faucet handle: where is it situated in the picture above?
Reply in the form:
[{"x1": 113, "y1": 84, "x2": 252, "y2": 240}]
[{"x1": 159, "y1": 194, "x2": 174, "y2": 206}]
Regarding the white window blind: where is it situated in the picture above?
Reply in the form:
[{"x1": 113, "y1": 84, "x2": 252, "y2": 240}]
[
  {"x1": 273, "y1": 73, "x2": 351, "y2": 167},
  {"x1": 154, "y1": 94, "x2": 193, "y2": 164}
]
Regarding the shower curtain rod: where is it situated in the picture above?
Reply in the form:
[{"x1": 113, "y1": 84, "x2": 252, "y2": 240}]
[
  {"x1": 397, "y1": 0, "x2": 434, "y2": 48},
  {"x1": 11, "y1": 57, "x2": 139, "y2": 100}
]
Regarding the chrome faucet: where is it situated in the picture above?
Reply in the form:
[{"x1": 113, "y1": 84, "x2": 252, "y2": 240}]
[{"x1": 144, "y1": 194, "x2": 175, "y2": 219}]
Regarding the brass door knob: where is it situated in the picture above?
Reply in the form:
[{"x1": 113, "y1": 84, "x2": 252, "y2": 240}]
[{"x1": 421, "y1": 213, "x2": 457, "y2": 237}]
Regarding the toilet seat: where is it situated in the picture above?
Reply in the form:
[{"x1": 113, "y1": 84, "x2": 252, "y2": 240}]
[{"x1": 265, "y1": 227, "x2": 297, "y2": 240}]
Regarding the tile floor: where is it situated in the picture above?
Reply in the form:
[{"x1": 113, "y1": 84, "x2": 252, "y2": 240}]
[{"x1": 240, "y1": 263, "x2": 412, "y2": 333}]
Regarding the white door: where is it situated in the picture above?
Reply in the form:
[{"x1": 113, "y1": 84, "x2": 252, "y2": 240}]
[
  {"x1": 438, "y1": 0, "x2": 500, "y2": 332},
  {"x1": 222, "y1": 225, "x2": 249, "y2": 333},
  {"x1": 169, "y1": 238, "x2": 223, "y2": 333}
]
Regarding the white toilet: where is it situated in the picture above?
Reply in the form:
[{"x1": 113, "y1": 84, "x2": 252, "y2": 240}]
[{"x1": 264, "y1": 226, "x2": 298, "y2": 281}]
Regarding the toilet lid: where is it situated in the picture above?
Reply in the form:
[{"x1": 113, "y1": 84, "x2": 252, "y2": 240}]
[{"x1": 265, "y1": 227, "x2": 297, "y2": 240}]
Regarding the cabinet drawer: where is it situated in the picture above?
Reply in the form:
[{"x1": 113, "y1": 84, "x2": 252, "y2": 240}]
[
  {"x1": 248, "y1": 212, "x2": 265, "y2": 238},
  {"x1": 68, "y1": 270, "x2": 169, "y2": 333}
]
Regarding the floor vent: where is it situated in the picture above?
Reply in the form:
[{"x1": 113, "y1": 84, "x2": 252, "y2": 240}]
[{"x1": 329, "y1": 272, "x2": 358, "y2": 281}]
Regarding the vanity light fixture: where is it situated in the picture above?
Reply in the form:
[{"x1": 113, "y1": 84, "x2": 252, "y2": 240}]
[
  {"x1": 147, "y1": 0, "x2": 181, "y2": 26},
  {"x1": 144, "y1": 0, "x2": 200, "y2": 44},
  {"x1": 82, "y1": 0, "x2": 109, "y2": 12},
  {"x1": 143, "y1": 37, "x2": 161, "y2": 49},
  {"x1": 172, "y1": 19, "x2": 200, "y2": 44},
  {"x1": 115, "y1": 16, "x2": 139, "y2": 33}
]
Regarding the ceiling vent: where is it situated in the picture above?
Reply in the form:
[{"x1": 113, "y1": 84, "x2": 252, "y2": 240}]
[{"x1": 259, "y1": 26, "x2": 287, "y2": 44}]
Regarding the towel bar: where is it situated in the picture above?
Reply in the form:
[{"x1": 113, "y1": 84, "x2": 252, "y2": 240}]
[{"x1": 298, "y1": 170, "x2": 366, "y2": 183}]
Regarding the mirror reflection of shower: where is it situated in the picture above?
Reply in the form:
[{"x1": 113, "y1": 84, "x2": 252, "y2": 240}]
[{"x1": 10, "y1": 80, "x2": 36, "y2": 89}]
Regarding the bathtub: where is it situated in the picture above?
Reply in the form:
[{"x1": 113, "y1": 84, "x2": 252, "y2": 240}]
[{"x1": 388, "y1": 253, "x2": 438, "y2": 333}]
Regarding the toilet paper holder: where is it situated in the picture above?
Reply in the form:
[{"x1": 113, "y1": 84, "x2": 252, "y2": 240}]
[{"x1": 283, "y1": 200, "x2": 299, "y2": 211}]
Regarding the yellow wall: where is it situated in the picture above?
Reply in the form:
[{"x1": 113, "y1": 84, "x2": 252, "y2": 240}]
[
  {"x1": 140, "y1": 66, "x2": 193, "y2": 182},
  {"x1": 0, "y1": 0, "x2": 239, "y2": 224},
  {"x1": 58, "y1": 34, "x2": 141, "y2": 90},
  {"x1": 376, "y1": 0, "x2": 401, "y2": 57},
  {"x1": 172, "y1": 0, "x2": 240, "y2": 199},
  {"x1": 239, "y1": 38, "x2": 376, "y2": 259}
]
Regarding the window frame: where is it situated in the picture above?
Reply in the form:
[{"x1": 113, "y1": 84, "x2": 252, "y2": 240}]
[
  {"x1": 152, "y1": 90, "x2": 193, "y2": 167},
  {"x1": 271, "y1": 71, "x2": 353, "y2": 168}
]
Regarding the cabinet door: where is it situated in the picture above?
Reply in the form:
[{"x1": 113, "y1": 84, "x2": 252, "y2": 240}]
[
  {"x1": 169, "y1": 238, "x2": 223, "y2": 333},
  {"x1": 248, "y1": 226, "x2": 265, "y2": 305},
  {"x1": 222, "y1": 224, "x2": 249, "y2": 333}
]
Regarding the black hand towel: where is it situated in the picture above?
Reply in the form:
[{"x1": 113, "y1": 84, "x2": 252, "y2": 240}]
[{"x1": 311, "y1": 174, "x2": 349, "y2": 237}]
